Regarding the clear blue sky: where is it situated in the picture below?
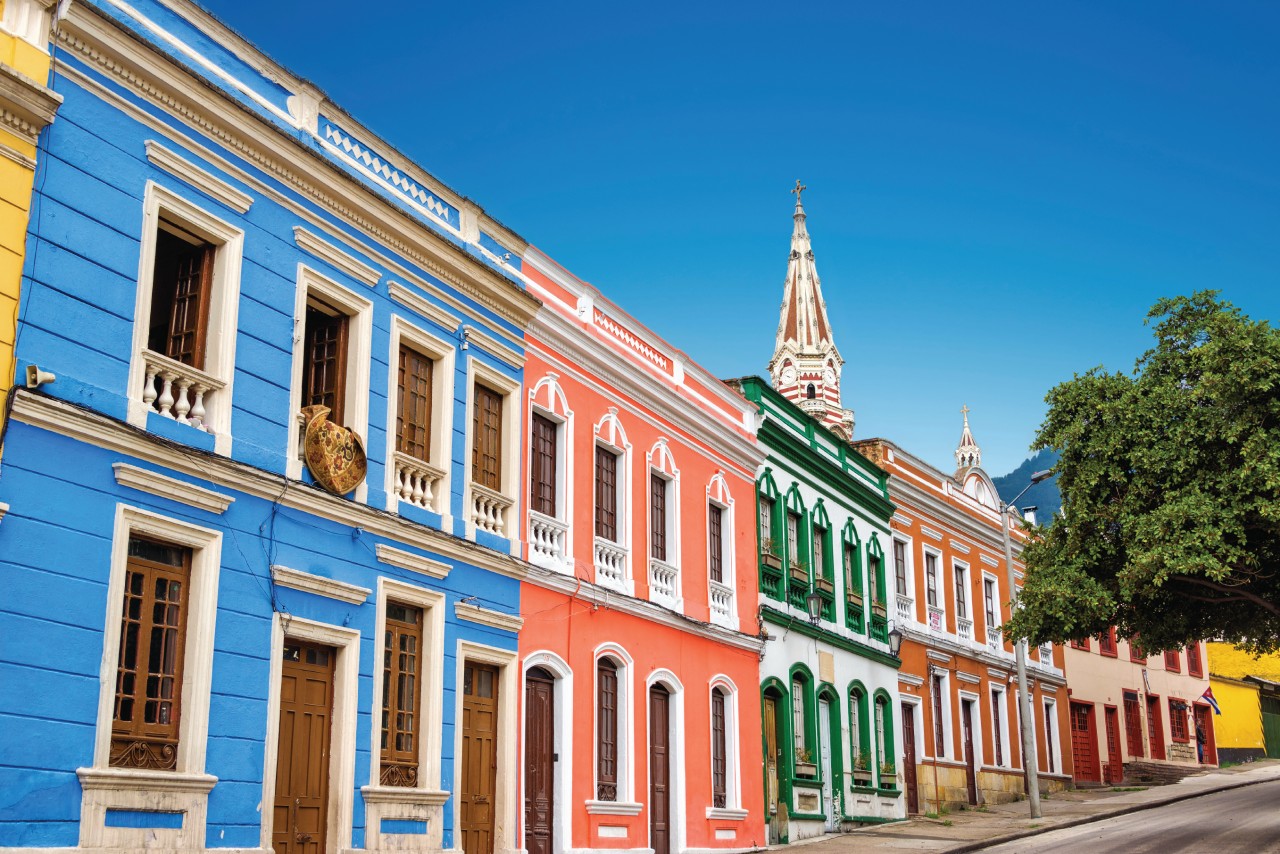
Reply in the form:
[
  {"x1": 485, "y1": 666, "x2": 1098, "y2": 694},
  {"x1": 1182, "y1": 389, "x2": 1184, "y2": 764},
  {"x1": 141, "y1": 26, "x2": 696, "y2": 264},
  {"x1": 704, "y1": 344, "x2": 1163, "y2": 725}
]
[{"x1": 201, "y1": 0, "x2": 1280, "y2": 476}]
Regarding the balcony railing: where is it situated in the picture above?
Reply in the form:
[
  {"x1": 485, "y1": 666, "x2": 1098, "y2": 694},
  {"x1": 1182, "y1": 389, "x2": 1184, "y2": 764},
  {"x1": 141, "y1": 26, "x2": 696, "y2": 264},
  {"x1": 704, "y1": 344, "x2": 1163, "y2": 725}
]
[
  {"x1": 469, "y1": 483, "x2": 512, "y2": 537},
  {"x1": 957, "y1": 617, "x2": 973, "y2": 642},
  {"x1": 139, "y1": 349, "x2": 224, "y2": 431},
  {"x1": 594, "y1": 537, "x2": 628, "y2": 588},
  {"x1": 987, "y1": 625, "x2": 1003, "y2": 652},
  {"x1": 896, "y1": 595, "x2": 914, "y2": 624},
  {"x1": 392, "y1": 451, "x2": 445, "y2": 512},
  {"x1": 648, "y1": 558, "x2": 679, "y2": 608},
  {"x1": 1038, "y1": 642, "x2": 1055, "y2": 664},
  {"x1": 528, "y1": 510, "x2": 569, "y2": 568}
]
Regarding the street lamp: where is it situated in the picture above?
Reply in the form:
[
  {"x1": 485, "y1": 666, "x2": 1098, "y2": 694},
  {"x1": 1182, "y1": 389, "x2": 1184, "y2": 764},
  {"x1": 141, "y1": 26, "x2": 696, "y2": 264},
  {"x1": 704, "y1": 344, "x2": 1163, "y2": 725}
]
[
  {"x1": 805, "y1": 586, "x2": 823, "y2": 625},
  {"x1": 887, "y1": 624, "x2": 904, "y2": 658},
  {"x1": 1002, "y1": 468, "x2": 1052, "y2": 820}
]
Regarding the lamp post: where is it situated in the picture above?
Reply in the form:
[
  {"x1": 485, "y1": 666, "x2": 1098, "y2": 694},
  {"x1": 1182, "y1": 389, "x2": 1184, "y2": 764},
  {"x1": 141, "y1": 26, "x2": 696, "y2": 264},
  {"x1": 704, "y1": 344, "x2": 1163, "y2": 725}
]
[
  {"x1": 887, "y1": 624, "x2": 904, "y2": 659},
  {"x1": 1001, "y1": 469, "x2": 1052, "y2": 820},
  {"x1": 805, "y1": 586, "x2": 823, "y2": 626}
]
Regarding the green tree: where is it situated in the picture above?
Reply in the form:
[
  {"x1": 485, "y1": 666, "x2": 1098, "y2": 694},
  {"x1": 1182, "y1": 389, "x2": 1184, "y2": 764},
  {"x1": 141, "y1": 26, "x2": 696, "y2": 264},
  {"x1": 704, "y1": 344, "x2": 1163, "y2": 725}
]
[{"x1": 1007, "y1": 292, "x2": 1280, "y2": 654}]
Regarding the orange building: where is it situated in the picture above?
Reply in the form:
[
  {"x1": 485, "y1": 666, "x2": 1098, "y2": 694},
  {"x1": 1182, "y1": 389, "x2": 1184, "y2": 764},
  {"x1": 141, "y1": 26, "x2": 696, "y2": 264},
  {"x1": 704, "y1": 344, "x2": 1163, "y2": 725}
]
[
  {"x1": 515, "y1": 247, "x2": 768, "y2": 853},
  {"x1": 855, "y1": 416, "x2": 1073, "y2": 811}
]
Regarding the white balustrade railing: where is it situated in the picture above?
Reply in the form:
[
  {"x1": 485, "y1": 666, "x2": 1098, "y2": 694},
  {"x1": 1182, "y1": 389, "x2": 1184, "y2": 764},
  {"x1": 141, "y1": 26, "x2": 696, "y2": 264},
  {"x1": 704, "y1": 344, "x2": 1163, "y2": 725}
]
[
  {"x1": 987, "y1": 625, "x2": 1003, "y2": 652},
  {"x1": 957, "y1": 617, "x2": 973, "y2": 642},
  {"x1": 140, "y1": 349, "x2": 224, "y2": 431},
  {"x1": 393, "y1": 452, "x2": 445, "y2": 512},
  {"x1": 648, "y1": 558, "x2": 679, "y2": 607},
  {"x1": 896, "y1": 595, "x2": 914, "y2": 623},
  {"x1": 594, "y1": 537, "x2": 628, "y2": 587},
  {"x1": 927, "y1": 605, "x2": 944, "y2": 632},
  {"x1": 709, "y1": 580, "x2": 734, "y2": 624},
  {"x1": 1039, "y1": 642, "x2": 1055, "y2": 664},
  {"x1": 469, "y1": 483, "x2": 512, "y2": 537},
  {"x1": 528, "y1": 510, "x2": 569, "y2": 567}
]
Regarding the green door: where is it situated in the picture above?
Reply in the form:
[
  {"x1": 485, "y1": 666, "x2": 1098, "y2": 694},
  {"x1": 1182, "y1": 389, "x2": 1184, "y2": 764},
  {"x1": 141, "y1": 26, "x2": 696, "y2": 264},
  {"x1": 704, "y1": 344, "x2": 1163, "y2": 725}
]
[{"x1": 1262, "y1": 694, "x2": 1280, "y2": 759}]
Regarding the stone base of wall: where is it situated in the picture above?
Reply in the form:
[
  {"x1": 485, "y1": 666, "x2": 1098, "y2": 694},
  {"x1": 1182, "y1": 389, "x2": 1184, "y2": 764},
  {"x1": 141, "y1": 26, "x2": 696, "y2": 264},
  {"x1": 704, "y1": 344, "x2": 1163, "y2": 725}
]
[{"x1": 912, "y1": 763, "x2": 1070, "y2": 811}]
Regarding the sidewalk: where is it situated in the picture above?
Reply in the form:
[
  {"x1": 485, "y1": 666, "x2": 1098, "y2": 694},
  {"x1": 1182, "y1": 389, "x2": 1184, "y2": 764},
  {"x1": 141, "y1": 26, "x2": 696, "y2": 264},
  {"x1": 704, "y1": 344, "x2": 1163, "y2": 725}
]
[{"x1": 777, "y1": 759, "x2": 1280, "y2": 852}]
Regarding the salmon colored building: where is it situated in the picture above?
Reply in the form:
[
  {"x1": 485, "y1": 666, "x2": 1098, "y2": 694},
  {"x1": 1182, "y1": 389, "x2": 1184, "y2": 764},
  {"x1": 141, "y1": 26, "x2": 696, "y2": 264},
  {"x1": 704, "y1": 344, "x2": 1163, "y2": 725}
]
[
  {"x1": 515, "y1": 247, "x2": 768, "y2": 853},
  {"x1": 855, "y1": 417, "x2": 1073, "y2": 811}
]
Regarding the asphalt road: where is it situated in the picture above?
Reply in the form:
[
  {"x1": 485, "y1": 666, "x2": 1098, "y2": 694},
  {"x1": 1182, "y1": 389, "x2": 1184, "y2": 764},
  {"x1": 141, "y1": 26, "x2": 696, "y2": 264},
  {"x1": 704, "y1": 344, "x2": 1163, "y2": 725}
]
[{"x1": 980, "y1": 777, "x2": 1280, "y2": 853}]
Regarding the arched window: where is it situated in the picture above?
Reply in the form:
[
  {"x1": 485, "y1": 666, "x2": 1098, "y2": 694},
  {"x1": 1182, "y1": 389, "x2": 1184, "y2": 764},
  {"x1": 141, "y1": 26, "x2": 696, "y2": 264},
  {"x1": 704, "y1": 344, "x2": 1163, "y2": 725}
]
[
  {"x1": 874, "y1": 690, "x2": 897, "y2": 790},
  {"x1": 597, "y1": 657, "x2": 619, "y2": 800},
  {"x1": 850, "y1": 683, "x2": 870, "y2": 781},
  {"x1": 711, "y1": 687, "x2": 728, "y2": 808},
  {"x1": 806, "y1": 383, "x2": 816, "y2": 399}
]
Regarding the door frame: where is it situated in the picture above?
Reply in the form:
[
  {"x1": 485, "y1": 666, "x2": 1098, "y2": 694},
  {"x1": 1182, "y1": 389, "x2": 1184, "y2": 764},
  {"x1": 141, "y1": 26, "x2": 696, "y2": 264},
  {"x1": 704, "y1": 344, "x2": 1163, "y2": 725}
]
[
  {"x1": 260, "y1": 614, "x2": 360, "y2": 854},
  {"x1": 645, "y1": 669, "x2": 685, "y2": 854},
  {"x1": 454, "y1": 640, "x2": 519, "y2": 853},
  {"x1": 522, "y1": 651, "x2": 573, "y2": 854},
  {"x1": 958, "y1": 691, "x2": 982, "y2": 804}
]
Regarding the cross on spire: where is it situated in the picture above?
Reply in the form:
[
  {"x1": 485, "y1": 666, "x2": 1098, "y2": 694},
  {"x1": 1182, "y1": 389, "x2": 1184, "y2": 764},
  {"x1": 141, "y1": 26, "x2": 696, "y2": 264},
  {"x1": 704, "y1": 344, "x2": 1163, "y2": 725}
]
[
  {"x1": 792, "y1": 179, "x2": 806, "y2": 204},
  {"x1": 961, "y1": 404, "x2": 970, "y2": 421}
]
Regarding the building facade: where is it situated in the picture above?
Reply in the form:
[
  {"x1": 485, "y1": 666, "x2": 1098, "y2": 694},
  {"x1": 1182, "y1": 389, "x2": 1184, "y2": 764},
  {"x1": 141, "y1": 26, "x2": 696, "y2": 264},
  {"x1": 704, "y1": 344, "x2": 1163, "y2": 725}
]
[
  {"x1": 516, "y1": 249, "x2": 768, "y2": 854},
  {"x1": 854, "y1": 423, "x2": 1072, "y2": 812},
  {"x1": 1207, "y1": 643, "x2": 1280, "y2": 763},
  {"x1": 0, "y1": 2, "x2": 540, "y2": 852},
  {"x1": 1062, "y1": 635, "x2": 1216, "y2": 782}
]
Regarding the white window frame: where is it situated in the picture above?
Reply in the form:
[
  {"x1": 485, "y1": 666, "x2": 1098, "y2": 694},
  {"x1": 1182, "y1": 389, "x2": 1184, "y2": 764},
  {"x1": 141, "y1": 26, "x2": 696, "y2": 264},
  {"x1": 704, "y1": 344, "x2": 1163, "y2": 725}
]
[
  {"x1": 928, "y1": 669, "x2": 956, "y2": 761},
  {"x1": 79, "y1": 505, "x2": 222, "y2": 850},
  {"x1": 706, "y1": 676, "x2": 746, "y2": 818},
  {"x1": 989, "y1": 686, "x2": 1012, "y2": 769},
  {"x1": 953, "y1": 559, "x2": 971, "y2": 621},
  {"x1": 1043, "y1": 698, "x2": 1063, "y2": 775},
  {"x1": 526, "y1": 374, "x2": 574, "y2": 572},
  {"x1": 384, "y1": 315, "x2": 455, "y2": 520},
  {"x1": 462, "y1": 357, "x2": 521, "y2": 549},
  {"x1": 892, "y1": 535, "x2": 915, "y2": 603},
  {"x1": 126, "y1": 182, "x2": 244, "y2": 456},
  {"x1": 922, "y1": 546, "x2": 945, "y2": 630},
  {"x1": 592, "y1": 411, "x2": 633, "y2": 594},
  {"x1": 588, "y1": 643, "x2": 640, "y2": 813},
  {"x1": 706, "y1": 473, "x2": 737, "y2": 631},
  {"x1": 285, "y1": 264, "x2": 373, "y2": 501},
  {"x1": 646, "y1": 439, "x2": 681, "y2": 610},
  {"x1": 362, "y1": 579, "x2": 448, "y2": 850},
  {"x1": 983, "y1": 571, "x2": 1003, "y2": 651},
  {"x1": 900, "y1": 695, "x2": 925, "y2": 778}
]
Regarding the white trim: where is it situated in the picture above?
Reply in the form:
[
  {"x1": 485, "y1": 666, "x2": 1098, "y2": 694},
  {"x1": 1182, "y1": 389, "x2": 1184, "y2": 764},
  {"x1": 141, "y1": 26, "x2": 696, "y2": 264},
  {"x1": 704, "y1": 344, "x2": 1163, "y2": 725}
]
[
  {"x1": 952, "y1": 558, "x2": 971, "y2": 624},
  {"x1": 126, "y1": 181, "x2": 244, "y2": 456},
  {"x1": 890, "y1": 532, "x2": 915, "y2": 604},
  {"x1": 112, "y1": 462, "x2": 235, "y2": 513},
  {"x1": 920, "y1": 526, "x2": 943, "y2": 542},
  {"x1": 384, "y1": 314, "x2": 456, "y2": 519},
  {"x1": 898, "y1": 673, "x2": 925, "y2": 688},
  {"x1": 462, "y1": 357, "x2": 521, "y2": 547},
  {"x1": 989, "y1": 685, "x2": 1012, "y2": 769},
  {"x1": 928, "y1": 669, "x2": 956, "y2": 761},
  {"x1": 922, "y1": 545, "x2": 945, "y2": 630},
  {"x1": 455, "y1": 600, "x2": 523, "y2": 632},
  {"x1": 363, "y1": 578, "x2": 448, "y2": 851},
  {"x1": 1042, "y1": 697, "x2": 1064, "y2": 776},
  {"x1": 706, "y1": 473, "x2": 738, "y2": 630},
  {"x1": 293, "y1": 225, "x2": 381, "y2": 287},
  {"x1": 645, "y1": 668, "x2": 686, "y2": 854},
  {"x1": 593, "y1": 642, "x2": 636, "y2": 805},
  {"x1": 259, "y1": 614, "x2": 360, "y2": 854},
  {"x1": 646, "y1": 439, "x2": 681, "y2": 611},
  {"x1": 526, "y1": 374, "x2": 574, "y2": 572},
  {"x1": 285, "y1": 264, "x2": 373, "y2": 502},
  {"x1": 584, "y1": 800, "x2": 643, "y2": 816},
  {"x1": 958, "y1": 690, "x2": 985, "y2": 773},
  {"x1": 269, "y1": 564, "x2": 370, "y2": 604},
  {"x1": 462, "y1": 323, "x2": 526, "y2": 369},
  {"x1": 593, "y1": 411, "x2": 633, "y2": 594},
  {"x1": 522, "y1": 651, "x2": 574, "y2": 853},
  {"x1": 145, "y1": 139, "x2": 253, "y2": 213},
  {"x1": 453, "y1": 640, "x2": 519, "y2": 854},
  {"x1": 388, "y1": 279, "x2": 461, "y2": 333},
  {"x1": 707, "y1": 674, "x2": 742, "y2": 813},
  {"x1": 899, "y1": 695, "x2": 926, "y2": 785},
  {"x1": 375, "y1": 543, "x2": 452, "y2": 579}
]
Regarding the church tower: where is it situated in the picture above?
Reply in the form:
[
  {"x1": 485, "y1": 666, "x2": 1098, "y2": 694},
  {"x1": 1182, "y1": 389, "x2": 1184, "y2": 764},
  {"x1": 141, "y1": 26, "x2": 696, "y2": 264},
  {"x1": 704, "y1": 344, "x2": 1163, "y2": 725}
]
[{"x1": 767, "y1": 181, "x2": 855, "y2": 439}]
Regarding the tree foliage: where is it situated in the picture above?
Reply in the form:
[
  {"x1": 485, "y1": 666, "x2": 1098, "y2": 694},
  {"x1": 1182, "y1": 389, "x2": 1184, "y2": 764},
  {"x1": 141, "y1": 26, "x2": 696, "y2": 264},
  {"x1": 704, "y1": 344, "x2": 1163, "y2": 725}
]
[{"x1": 1006, "y1": 292, "x2": 1280, "y2": 654}]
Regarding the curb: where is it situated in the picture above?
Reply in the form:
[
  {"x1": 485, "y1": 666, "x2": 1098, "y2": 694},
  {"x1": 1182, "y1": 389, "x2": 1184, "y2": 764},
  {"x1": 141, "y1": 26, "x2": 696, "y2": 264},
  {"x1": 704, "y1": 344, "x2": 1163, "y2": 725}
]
[{"x1": 941, "y1": 773, "x2": 1278, "y2": 853}]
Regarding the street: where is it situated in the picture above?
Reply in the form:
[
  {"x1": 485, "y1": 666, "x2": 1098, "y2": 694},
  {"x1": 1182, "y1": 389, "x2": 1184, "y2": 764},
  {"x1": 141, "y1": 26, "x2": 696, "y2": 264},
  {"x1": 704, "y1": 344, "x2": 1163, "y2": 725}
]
[{"x1": 981, "y1": 777, "x2": 1280, "y2": 853}]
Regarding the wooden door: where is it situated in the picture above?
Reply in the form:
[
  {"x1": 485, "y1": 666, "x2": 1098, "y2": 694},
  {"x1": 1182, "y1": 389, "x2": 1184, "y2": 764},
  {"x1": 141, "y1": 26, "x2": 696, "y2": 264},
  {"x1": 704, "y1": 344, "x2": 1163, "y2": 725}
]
[
  {"x1": 460, "y1": 662, "x2": 499, "y2": 854},
  {"x1": 273, "y1": 642, "x2": 335, "y2": 854},
  {"x1": 763, "y1": 696, "x2": 780, "y2": 842},
  {"x1": 649, "y1": 684, "x2": 671, "y2": 854},
  {"x1": 1104, "y1": 707, "x2": 1122, "y2": 784},
  {"x1": 524, "y1": 668, "x2": 555, "y2": 854},
  {"x1": 961, "y1": 700, "x2": 977, "y2": 804},
  {"x1": 1070, "y1": 701, "x2": 1100, "y2": 783},
  {"x1": 1262, "y1": 694, "x2": 1280, "y2": 759},
  {"x1": 1146, "y1": 696, "x2": 1166, "y2": 760},
  {"x1": 1193, "y1": 704, "x2": 1217, "y2": 766},
  {"x1": 1123, "y1": 693, "x2": 1145, "y2": 758},
  {"x1": 901, "y1": 702, "x2": 919, "y2": 814}
]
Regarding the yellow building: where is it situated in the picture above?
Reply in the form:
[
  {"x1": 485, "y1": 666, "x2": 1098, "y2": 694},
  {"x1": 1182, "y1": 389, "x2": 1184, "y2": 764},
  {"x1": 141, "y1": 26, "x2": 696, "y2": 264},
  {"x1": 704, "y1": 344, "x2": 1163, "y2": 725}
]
[
  {"x1": 0, "y1": 0, "x2": 60, "y2": 396},
  {"x1": 1207, "y1": 642, "x2": 1280, "y2": 762}
]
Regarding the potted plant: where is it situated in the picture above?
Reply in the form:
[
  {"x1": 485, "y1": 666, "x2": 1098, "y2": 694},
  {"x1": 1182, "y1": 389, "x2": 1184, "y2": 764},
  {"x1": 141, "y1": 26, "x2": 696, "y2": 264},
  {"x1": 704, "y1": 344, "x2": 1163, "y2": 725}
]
[
  {"x1": 760, "y1": 538, "x2": 782, "y2": 569},
  {"x1": 816, "y1": 577, "x2": 834, "y2": 595},
  {"x1": 879, "y1": 760, "x2": 897, "y2": 786},
  {"x1": 851, "y1": 752, "x2": 873, "y2": 785},
  {"x1": 846, "y1": 589, "x2": 864, "y2": 608},
  {"x1": 871, "y1": 600, "x2": 887, "y2": 618},
  {"x1": 789, "y1": 560, "x2": 809, "y2": 584},
  {"x1": 794, "y1": 747, "x2": 817, "y2": 777}
]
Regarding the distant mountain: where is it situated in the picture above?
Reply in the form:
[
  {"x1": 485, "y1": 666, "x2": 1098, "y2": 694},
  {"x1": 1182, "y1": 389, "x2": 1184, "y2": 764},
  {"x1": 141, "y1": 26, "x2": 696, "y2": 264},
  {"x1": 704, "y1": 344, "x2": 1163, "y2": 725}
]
[{"x1": 993, "y1": 448, "x2": 1062, "y2": 522}]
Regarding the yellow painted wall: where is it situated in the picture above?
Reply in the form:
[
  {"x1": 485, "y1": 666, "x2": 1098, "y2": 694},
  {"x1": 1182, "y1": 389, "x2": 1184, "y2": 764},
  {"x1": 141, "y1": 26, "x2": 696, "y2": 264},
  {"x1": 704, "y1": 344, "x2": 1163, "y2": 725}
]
[
  {"x1": 1209, "y1": 676, "x2": 1262, "y2": 752},
  {"x1": 1207, "y1": 642, "x2": 1280, "y2": 682}
]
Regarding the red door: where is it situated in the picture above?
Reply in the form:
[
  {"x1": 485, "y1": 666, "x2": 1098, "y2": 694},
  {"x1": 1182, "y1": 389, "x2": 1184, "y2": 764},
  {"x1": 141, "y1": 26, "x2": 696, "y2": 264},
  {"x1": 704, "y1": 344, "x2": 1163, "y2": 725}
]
[
  {"x1": 1194, "y1": 704, "x2": 1218, "y2": 766},
  {"x1": 1146, "y1": 696, "x2": 1166, "y2": 760},
  {"x1": 1123, "y1": 692, "x2": 1145, "y2": 758},
  {"x1": 1070, "y1": 701, "x2": 1100, "y2": 783},
  {"x1": 1104, "y1": 706, "x2": 1123, "y2": 784}
]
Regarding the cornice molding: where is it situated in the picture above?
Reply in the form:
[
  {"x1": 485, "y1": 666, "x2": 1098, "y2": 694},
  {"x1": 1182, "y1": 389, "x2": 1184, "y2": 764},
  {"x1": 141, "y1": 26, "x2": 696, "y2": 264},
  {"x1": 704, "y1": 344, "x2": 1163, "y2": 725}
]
[
  {"x1": 759, "y1": 605, "x2": 900, "y2": 668},
  {"x1": 0, "y1": 62, "x2": 62, "y2": 146},
  {"x1": 374, "y1": 544, "x2": 452, "y2": 580},
  {"x1": 360, "y1": 785, "x2": 450, "y2": 806},
  {"x1": 462, "y1": 324, "x2": 525, "y2": 370},
  {"x1": 388, "y1": 281, "x2": 460, "y2": 335},
  {"x1": 144, "y1": 139, "x2": 252, "y2": 213},
  {"x1": 112, "y1": 462, "x2": 235, "y2": 514},
  {"x1": 956, "y1": 671, "x2": 981, "y2": 684},
  {"x1": 455, "y1": 601, "x2": 523, "y2": 633},
  {"x1": 271, "y1": 564, "x2": 371, "y2": 605},
  {"x1": 293, "y1": 226, "x2": 381, "y2": 287},
  {"x1": 897, "y1": 673, "x2": 925, "y2": 687}
]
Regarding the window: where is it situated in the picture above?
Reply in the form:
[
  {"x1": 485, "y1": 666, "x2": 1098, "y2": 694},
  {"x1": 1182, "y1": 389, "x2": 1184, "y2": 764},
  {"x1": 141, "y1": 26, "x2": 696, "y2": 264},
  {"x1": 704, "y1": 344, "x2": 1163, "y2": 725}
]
[
  {"x1": 1169, "y1": 699, "x2": 1189, "y2": 742},
  {"x1": 597, "y1": 659, "x2": 619, "y2": 800},
  {"x1": 711, "y1": 688, "x2": 727, "y2": 808},
  {"x1": 806, "y1": 383, "x2": 816, "y2": 399},
  {"x1": 650, "y1": 473, "x2": 668, "y2": 561},
  {"x1": 954, "y1": 564, "x2": 969, "y2": 619},
  {"x1": 1187, "y1": 642, "x2": 1203, "y2": 677},
  {"x1": 925, "y1": 553, "x2": 938, "y2": 607},
  {"x1": 472, "y1": 382, "x2": 503, "y2": 491},
  {"x1": 931, "y1": 673, "x2": 946, "y2": 756},
  {"x1": 1071, "y1": 637, "x2": 1090, "y2": 651},
  {"x1": 792, "y1": 677, "x2": 808, "y2": 756},
  {"x1": 1146, "y1": 695, "x2": 1165, "y2": 759},
  {"x1": 983, "y1": 577, "x2": 997, "y2": 629},
  {"x1": 850, "y1": 687, "x2": 866, "y2": 771},
  {"x1": 708, "y1": 504, "x2": 724, "y2": 584},
  {"x1": 1099, "y1": 627, "x2": 1118, "y2": 657},
  {"x1": 303, "y1": 297, "x2": 350, "y2": 423},
  {"x1": 1164, "y1": 650, "x2": 1181, "y2": 672},
  {"x1": 812, "y1": 525, "x2": 826, "y2": 578},
  {"x1": 1130, "y1": 637, "x2": 1146, "y2": 662},
  {"x1": 111, "y1": 537, "x2": 192, "y2": 769},
  {"x1": 759, "y1": 497, "x2": 775, "y2": 550},
  {"x1": 380, "y1": 602, "x2": 422, "y2": 786},
  {"x1": 868, "y1": 551, "x2": 883, "y2": 604},
  {"x1": 595, "y1": 447, "x2": 619, "y2": 541},
  {"x1": 893, "y1": 539, "x2": 908, "y2": 596},
  {"x1": 786, "y1": 512, "x2": 801, "y2": 567},
  {"x1": 1044, "y1": 699, "x2": 1059, "y2": 774},
  {"x1": 529, "y1": 412, "x2": 557, "y2": 517},
  {"x1": 396, "y1": 344, "x2": 433, "y2": 463},
  {"x1": 990, "y1": 689, "x2": 1005, "y2": 766},
  {"x1": 1124, "y1": 691, "x2": 1144, "y2": 758},
  {"x1": 148, "y1": 222, "x2": 214, "y2": 370}
]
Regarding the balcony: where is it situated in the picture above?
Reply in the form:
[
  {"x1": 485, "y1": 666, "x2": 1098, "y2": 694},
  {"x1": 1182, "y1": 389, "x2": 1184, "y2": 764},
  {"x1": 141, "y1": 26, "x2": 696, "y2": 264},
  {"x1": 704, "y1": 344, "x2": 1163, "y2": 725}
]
[
  {"x1": 648, "y1": 558, "x2": 680, "y2": 609},
  {"x1": 896, "y1": 595, "x2": 914, "y2": 624},
  {"x1": 708, "y1": 580, "x2": 734, "y2": 628},
  {"x1": 528, "y1": 510, "x2": 569, "y2": 569},
  {"x1": 392, "y1": 451, "x2": 445, "y2": 513},
  {"x1": 594, "y1": 537, "x2": 629, "y2": 591},
  {"x1": 469, "y1": 483, "x2": 512, "y2": 537},
  {"x1": 927, "y1": 605, "x2": 944, "y2": 633},
  {"x1": 987, "y1": 625, "x2": 1003, "y2": 652},
  {"x1": 1038, "y1": 642, "x2": 1055, "y2": 665},
  {"x1": 957, "y1": 617, "x2": 973, "y2": 643},
  {"x1": 139, "y1": 349, "x2": 224, "y2": 432}
]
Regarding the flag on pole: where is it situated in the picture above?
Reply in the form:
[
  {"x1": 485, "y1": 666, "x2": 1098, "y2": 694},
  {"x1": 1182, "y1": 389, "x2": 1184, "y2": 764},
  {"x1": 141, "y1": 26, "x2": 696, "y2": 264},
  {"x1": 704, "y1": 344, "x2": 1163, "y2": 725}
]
[{"x1": 1200, "y1": 686, "x2": 1222, "y2": 715}]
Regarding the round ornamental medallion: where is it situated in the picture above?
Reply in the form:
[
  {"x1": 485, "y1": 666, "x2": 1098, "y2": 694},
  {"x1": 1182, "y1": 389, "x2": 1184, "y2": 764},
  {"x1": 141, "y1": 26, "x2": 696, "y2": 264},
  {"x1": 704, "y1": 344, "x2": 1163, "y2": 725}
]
[{"x1": 300, "y1": 405, "x2": 367, "y2": 495}]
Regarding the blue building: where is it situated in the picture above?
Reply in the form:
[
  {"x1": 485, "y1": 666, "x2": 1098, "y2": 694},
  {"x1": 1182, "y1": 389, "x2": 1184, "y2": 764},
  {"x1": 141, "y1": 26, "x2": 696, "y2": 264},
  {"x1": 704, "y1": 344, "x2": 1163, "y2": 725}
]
[{"x1": 0, "y1": 1, "x2": 540, "y2": 851}]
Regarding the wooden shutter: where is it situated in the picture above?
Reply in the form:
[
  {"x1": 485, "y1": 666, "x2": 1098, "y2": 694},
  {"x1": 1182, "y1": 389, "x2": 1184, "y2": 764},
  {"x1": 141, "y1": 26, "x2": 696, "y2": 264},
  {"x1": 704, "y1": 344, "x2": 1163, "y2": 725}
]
[
  {"x1": 303, "y1": 299, "x2": 349, "y2": 423},
  {"x1": 111, "y1": 537, "x2": 191, "y2": 770},
  {"x1": 381, "y1": 602, "x2": 423, "y2": 786},
  {"x1": 396, "y1": 345, "x2": 433, "y2": 461},
  {"x1": 597, "y1": 659, "x2": 618, "y2": 800},
  {"x1": 711, "y1": 688, "x2": 727, "y2": 808},
  {"x1": 1187, "y1": 643, "x2": 1203, "y2": 677},
  {"x1": 529, "y1": 413, "x2": 557, "y2": 517},
  {"x1": 594, "y1": 447, "x2": 617, "y2": 541},
  {"x1": 1124, "y1": 692, "x2": 1145, "y2": 757},
  {"x1": 650, "y1": 473, "x2": 667, "y2": 561},
  {"x1": 708, "y1": 505, "x2": 723, "y2": 584},
  {"x1": 472, "y1": 383, "x2": 503, "y2": 490},
  {"x1": 1164, "y1": 650, "x2": 1181, "y2": 672},
  {"x1": 149, "y1": 223, "x2": 213, "y2": 370}
]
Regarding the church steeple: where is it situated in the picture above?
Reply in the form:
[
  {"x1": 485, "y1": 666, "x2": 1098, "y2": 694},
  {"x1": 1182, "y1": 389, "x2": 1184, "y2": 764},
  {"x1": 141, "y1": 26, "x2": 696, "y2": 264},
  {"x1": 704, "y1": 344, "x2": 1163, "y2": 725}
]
[
  {"x1": 955, "y1": 405, "x2": 982, "y2": 470},
  {"x1": 768, "y1": 181, "x2": 855, "y2": 439}
]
